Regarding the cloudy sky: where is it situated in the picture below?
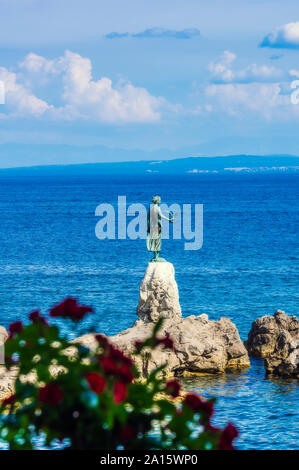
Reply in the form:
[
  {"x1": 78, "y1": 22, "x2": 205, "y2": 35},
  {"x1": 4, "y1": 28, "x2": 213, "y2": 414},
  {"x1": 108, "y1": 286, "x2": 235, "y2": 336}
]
[{"x1": 1, "y1": 0, "x2": 299, "y2": 166}]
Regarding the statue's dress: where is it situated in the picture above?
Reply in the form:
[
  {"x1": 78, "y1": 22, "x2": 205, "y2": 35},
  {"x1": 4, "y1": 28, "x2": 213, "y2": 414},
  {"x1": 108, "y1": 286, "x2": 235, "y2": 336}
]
[{"x1": 146, "y1": 204, "x2": 162, "y2": 253}]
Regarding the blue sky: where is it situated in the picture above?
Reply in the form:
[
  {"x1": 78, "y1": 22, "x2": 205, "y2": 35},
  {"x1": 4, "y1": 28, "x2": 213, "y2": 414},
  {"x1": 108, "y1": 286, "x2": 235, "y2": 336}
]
[{"x1": 1, "y1": 0, "x2": 299, "y2": 166}]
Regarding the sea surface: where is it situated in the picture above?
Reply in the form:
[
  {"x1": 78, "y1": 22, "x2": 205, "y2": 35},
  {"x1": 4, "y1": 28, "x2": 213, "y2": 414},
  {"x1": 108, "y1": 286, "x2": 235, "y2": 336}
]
[{"x1": 0, "y1": 173, "x2": 298, "y2": 450}]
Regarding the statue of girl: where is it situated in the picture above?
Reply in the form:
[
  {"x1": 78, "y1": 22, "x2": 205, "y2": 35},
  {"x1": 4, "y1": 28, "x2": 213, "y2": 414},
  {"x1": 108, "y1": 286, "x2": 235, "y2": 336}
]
[{"x1": 146, "y1": 195, "x2": 174, "y2": 262}]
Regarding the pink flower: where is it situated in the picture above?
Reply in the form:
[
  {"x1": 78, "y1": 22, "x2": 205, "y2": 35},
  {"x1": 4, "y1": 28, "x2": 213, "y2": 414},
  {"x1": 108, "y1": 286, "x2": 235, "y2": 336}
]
[{"x1": 113, "y1": 381, "x2": 127, "y2": 403}]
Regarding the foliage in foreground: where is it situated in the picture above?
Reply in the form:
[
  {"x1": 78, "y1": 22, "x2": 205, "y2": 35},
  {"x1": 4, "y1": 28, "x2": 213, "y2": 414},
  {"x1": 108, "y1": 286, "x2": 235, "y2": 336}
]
[{"x1": 0, "y1": 298, "x2": 238, "y2": 450}]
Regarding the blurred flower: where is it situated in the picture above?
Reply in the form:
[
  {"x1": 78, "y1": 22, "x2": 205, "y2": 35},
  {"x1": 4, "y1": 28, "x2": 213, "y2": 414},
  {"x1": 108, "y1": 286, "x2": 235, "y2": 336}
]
[
  {"x1": 50, "y1": 297, "x2": 93, "y2": 321},
  {"x1": 165, "y1": 380, "x2": 181, "y2": 398},
  {"x1": 117, "y1": 363, "x2": 134, "y2": 384},
  {"x1": 95, "y1": 334, "x2": 109, "y2": 348},
  {"x1": 184, "y1": 393, "x2": 214, "y2": 417},
  {"x1": 134, "y1": 340, "x2": 144, "y2": 352},
  {"x1": 155, "y1": 337, "x2": 174, "y2": 350},
  {"x1": 1, "y1": 394, "x2": 16, "y2": 406},
  {"x1": 109, "y1": 345, "x2": 133, "y2": 366},
  {"x1": 86, "y1": 372, "x2": 106, "y2": 394},
  {"x1": 120, "y1": 425, "x2": 136, "y2": 442},
  {"x1": 29, "y1": 310, "x2": 49, "y2": 326},
  {"x1": 38, "y1": 383, "x2": 63, "y2": 405},
  {"x1": 113, "y1": 381, "x2": 127, "y2": 403},
  {"x1": 8, "y1": 321, "x2": 23, "y2": 338},
  {"x1": 100, "y1": 356, "x2": 118, "y2": 374},
  {"x1": 219, "y1": 422, "x2": 238, "y2": 450},
  {"x1": 205, "y1": 422, "x2": 221, "y2": 433}
]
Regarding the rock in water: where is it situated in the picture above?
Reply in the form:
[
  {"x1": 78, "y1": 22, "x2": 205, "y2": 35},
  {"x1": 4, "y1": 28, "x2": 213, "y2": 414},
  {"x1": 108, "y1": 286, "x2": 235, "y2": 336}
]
[
  {"x1": 0, "y1": 326, "x2": 16, "y2": 400},
  {"x1": 136, "y1": 262, "x2": 181, "y2": 323},
  {"x1": 246, "y1": 310, "x2": 299, "y2": 358},
  {"x1": 264, "y1": 330, "x2": 299, "y2": 378},
  {"x1": 77, "y1": 262, "x2": 250, "y2": 377},
  {"x1": 0, "y1": 326, "x2": 8, "y2": 346},
  {"x1": 78, "y1": 315, "x2": 250, "y2": 377}
]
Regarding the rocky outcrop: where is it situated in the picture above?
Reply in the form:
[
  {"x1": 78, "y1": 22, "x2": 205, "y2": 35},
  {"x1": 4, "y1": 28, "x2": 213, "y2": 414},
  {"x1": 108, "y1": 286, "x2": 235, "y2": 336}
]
[
  {"x1": 136, "y1": 262, "x2": 181, "y2": 323},
  {"x1": 0, "y1": 366, "x2": 18, "y2": 400},
  {"x1": 78, "y1": 313, "x2": 250, "y2": 377},
  {"x1": 246, "y1": 310, "x2": 299, "y2": 378},
  {"x1": 0, "y1": 326, "x2": 8, "y2": 346},
  {"x1": 77, "y1": 261, "x2": 250, "y2": 377},
  {"x1": 246, "y1": 309, "x2": 299, "y2": 358},
  {"x1": 0, "y1": 262, "x2": 251, "y2": 397},
  {"x1": 0, "y1": 326, "x2": 13, "y2": 400},
  {"x1": 264, "y1": 330, "x2": 299, "y2": 378}
]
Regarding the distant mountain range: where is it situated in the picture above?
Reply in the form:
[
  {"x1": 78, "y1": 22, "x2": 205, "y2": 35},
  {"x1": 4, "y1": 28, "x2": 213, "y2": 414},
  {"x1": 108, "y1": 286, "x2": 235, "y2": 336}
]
[
  {"x1": 0, "y1": 154, "x2": 298, "y2": 176},
  {"x1": 0, "y1": 158, "x2": 298, "y2": 176}
]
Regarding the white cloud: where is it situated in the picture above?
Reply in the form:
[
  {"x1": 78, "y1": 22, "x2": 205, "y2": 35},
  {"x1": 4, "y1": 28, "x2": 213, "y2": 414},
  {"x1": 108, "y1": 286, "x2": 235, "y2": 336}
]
[
  {"x1": 208, "y1": 50, "x2": 283, "y2": 84},
  {"x1": 0, "y1": 66, "x2": 51, "y2": 117},
  {"x1": 261, "y1": 21, "x2": 299, "y2": 49},
  {"x1": 204, "y1": 80, "x2": 299, "y2": 121},
  {"x1": 0, "y1": 50, "x2": 165, "y2": 123},
  {"x1": 55, "y1": 51, "x2": 162, "y2": 122},
  {"x1": 19, "y1": 52, "x2": 57, "y2": 74}
]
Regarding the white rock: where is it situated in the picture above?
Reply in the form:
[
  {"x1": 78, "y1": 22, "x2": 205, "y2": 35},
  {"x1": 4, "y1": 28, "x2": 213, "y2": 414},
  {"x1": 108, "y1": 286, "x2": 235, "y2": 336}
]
[
  {"x1": 136, "y1": 261, "x2": 182, "y2": 323},
  {"x1": 0, "y1": 326, "x2": 8, "y2": 346}
]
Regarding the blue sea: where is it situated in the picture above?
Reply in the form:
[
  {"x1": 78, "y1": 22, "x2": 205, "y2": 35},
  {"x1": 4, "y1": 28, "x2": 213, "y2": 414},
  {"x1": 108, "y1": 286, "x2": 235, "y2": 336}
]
[{"x1": 0, "y1": 173, "x2": 298, "y2": 450}]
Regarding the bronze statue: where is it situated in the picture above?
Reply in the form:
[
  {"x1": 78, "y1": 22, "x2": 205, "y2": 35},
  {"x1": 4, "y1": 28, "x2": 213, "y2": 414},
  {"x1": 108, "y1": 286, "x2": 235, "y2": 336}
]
[{"x1": 146, "y1": 195, "x2": 174, "y2": 262}]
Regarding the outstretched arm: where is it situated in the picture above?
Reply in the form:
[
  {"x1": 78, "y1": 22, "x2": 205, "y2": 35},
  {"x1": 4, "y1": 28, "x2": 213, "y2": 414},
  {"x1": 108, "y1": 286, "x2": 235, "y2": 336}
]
[{"x1": 158, "y1": 206, "x2": 174, "y2": 222}]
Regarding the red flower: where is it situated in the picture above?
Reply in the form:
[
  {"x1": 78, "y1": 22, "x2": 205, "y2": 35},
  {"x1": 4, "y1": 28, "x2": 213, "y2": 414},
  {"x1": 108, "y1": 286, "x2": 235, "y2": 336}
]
[
  {"x1": 86, "y1": 372, "x2": 106, "y2": 394},
  {"x1": 201, "y1": 400, "x2": 214, "y2": 417},
  {"x1": 29, "y1": 310, "x2": 49, "y2": 326},
  {"x1": 134, "y1": 340, "x2": 144, "y2": 351},
  {"x1": 50, "y1": 297, "x2": 93, "y2": 321},
  {"x1": 95, "y1": 334, "x2": 109, "y2": 348},
  {"x1": 100, "y1": 356, "x2": 118, "y2": 374},
  {"x1": 8, "y1": 321, "x2": 23, "y2": 338},
  {"x1": 120, "y1": 425, "x2": 136, "y2": 442},
  {"x1": 156, "y1": 336, "x2": 174, "y2": 350},
  {"x1": 184, "y1": 393, "x2": 202, "y2": 411},
  {"x1": 117, "y1": 364, "x2": 134, "y2": 384},
  {"x1": 165, "y1": 380, "x2": 181, "y2": 398},
  {"x1": 205, "y1": 422, "x2": 221, "y2": 433},
  {"x1": 38, "y1": 383, "x2": 63, "y2": 405},
  {"x1": 219, "y1": 423, "x2": 238, "y2": 450},
  {"x1": 184, "y1": 393, "x2": 214, "y2": 417},
  {"x1": 113, "y1": 381, "x2": 127, "y2": 403},
  {"x1": 109, "y1": 345, "x2": 133, "y2": 366},
  {"x1": 1, "y1": 394, "x2": 16, "y2": 406}
]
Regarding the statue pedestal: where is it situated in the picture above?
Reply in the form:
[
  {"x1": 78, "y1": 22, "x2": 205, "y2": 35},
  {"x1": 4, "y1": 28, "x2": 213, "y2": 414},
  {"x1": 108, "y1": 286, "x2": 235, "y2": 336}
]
[{"x1": 136, "y1": 261, "x2": 182, "y2": 323}]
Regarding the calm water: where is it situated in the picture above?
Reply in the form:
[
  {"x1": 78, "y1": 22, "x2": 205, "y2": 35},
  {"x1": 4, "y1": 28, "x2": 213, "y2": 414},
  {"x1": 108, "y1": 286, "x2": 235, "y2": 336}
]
[{"x1": 0, "y1": 173, "x2": 298, "y2": 450}]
